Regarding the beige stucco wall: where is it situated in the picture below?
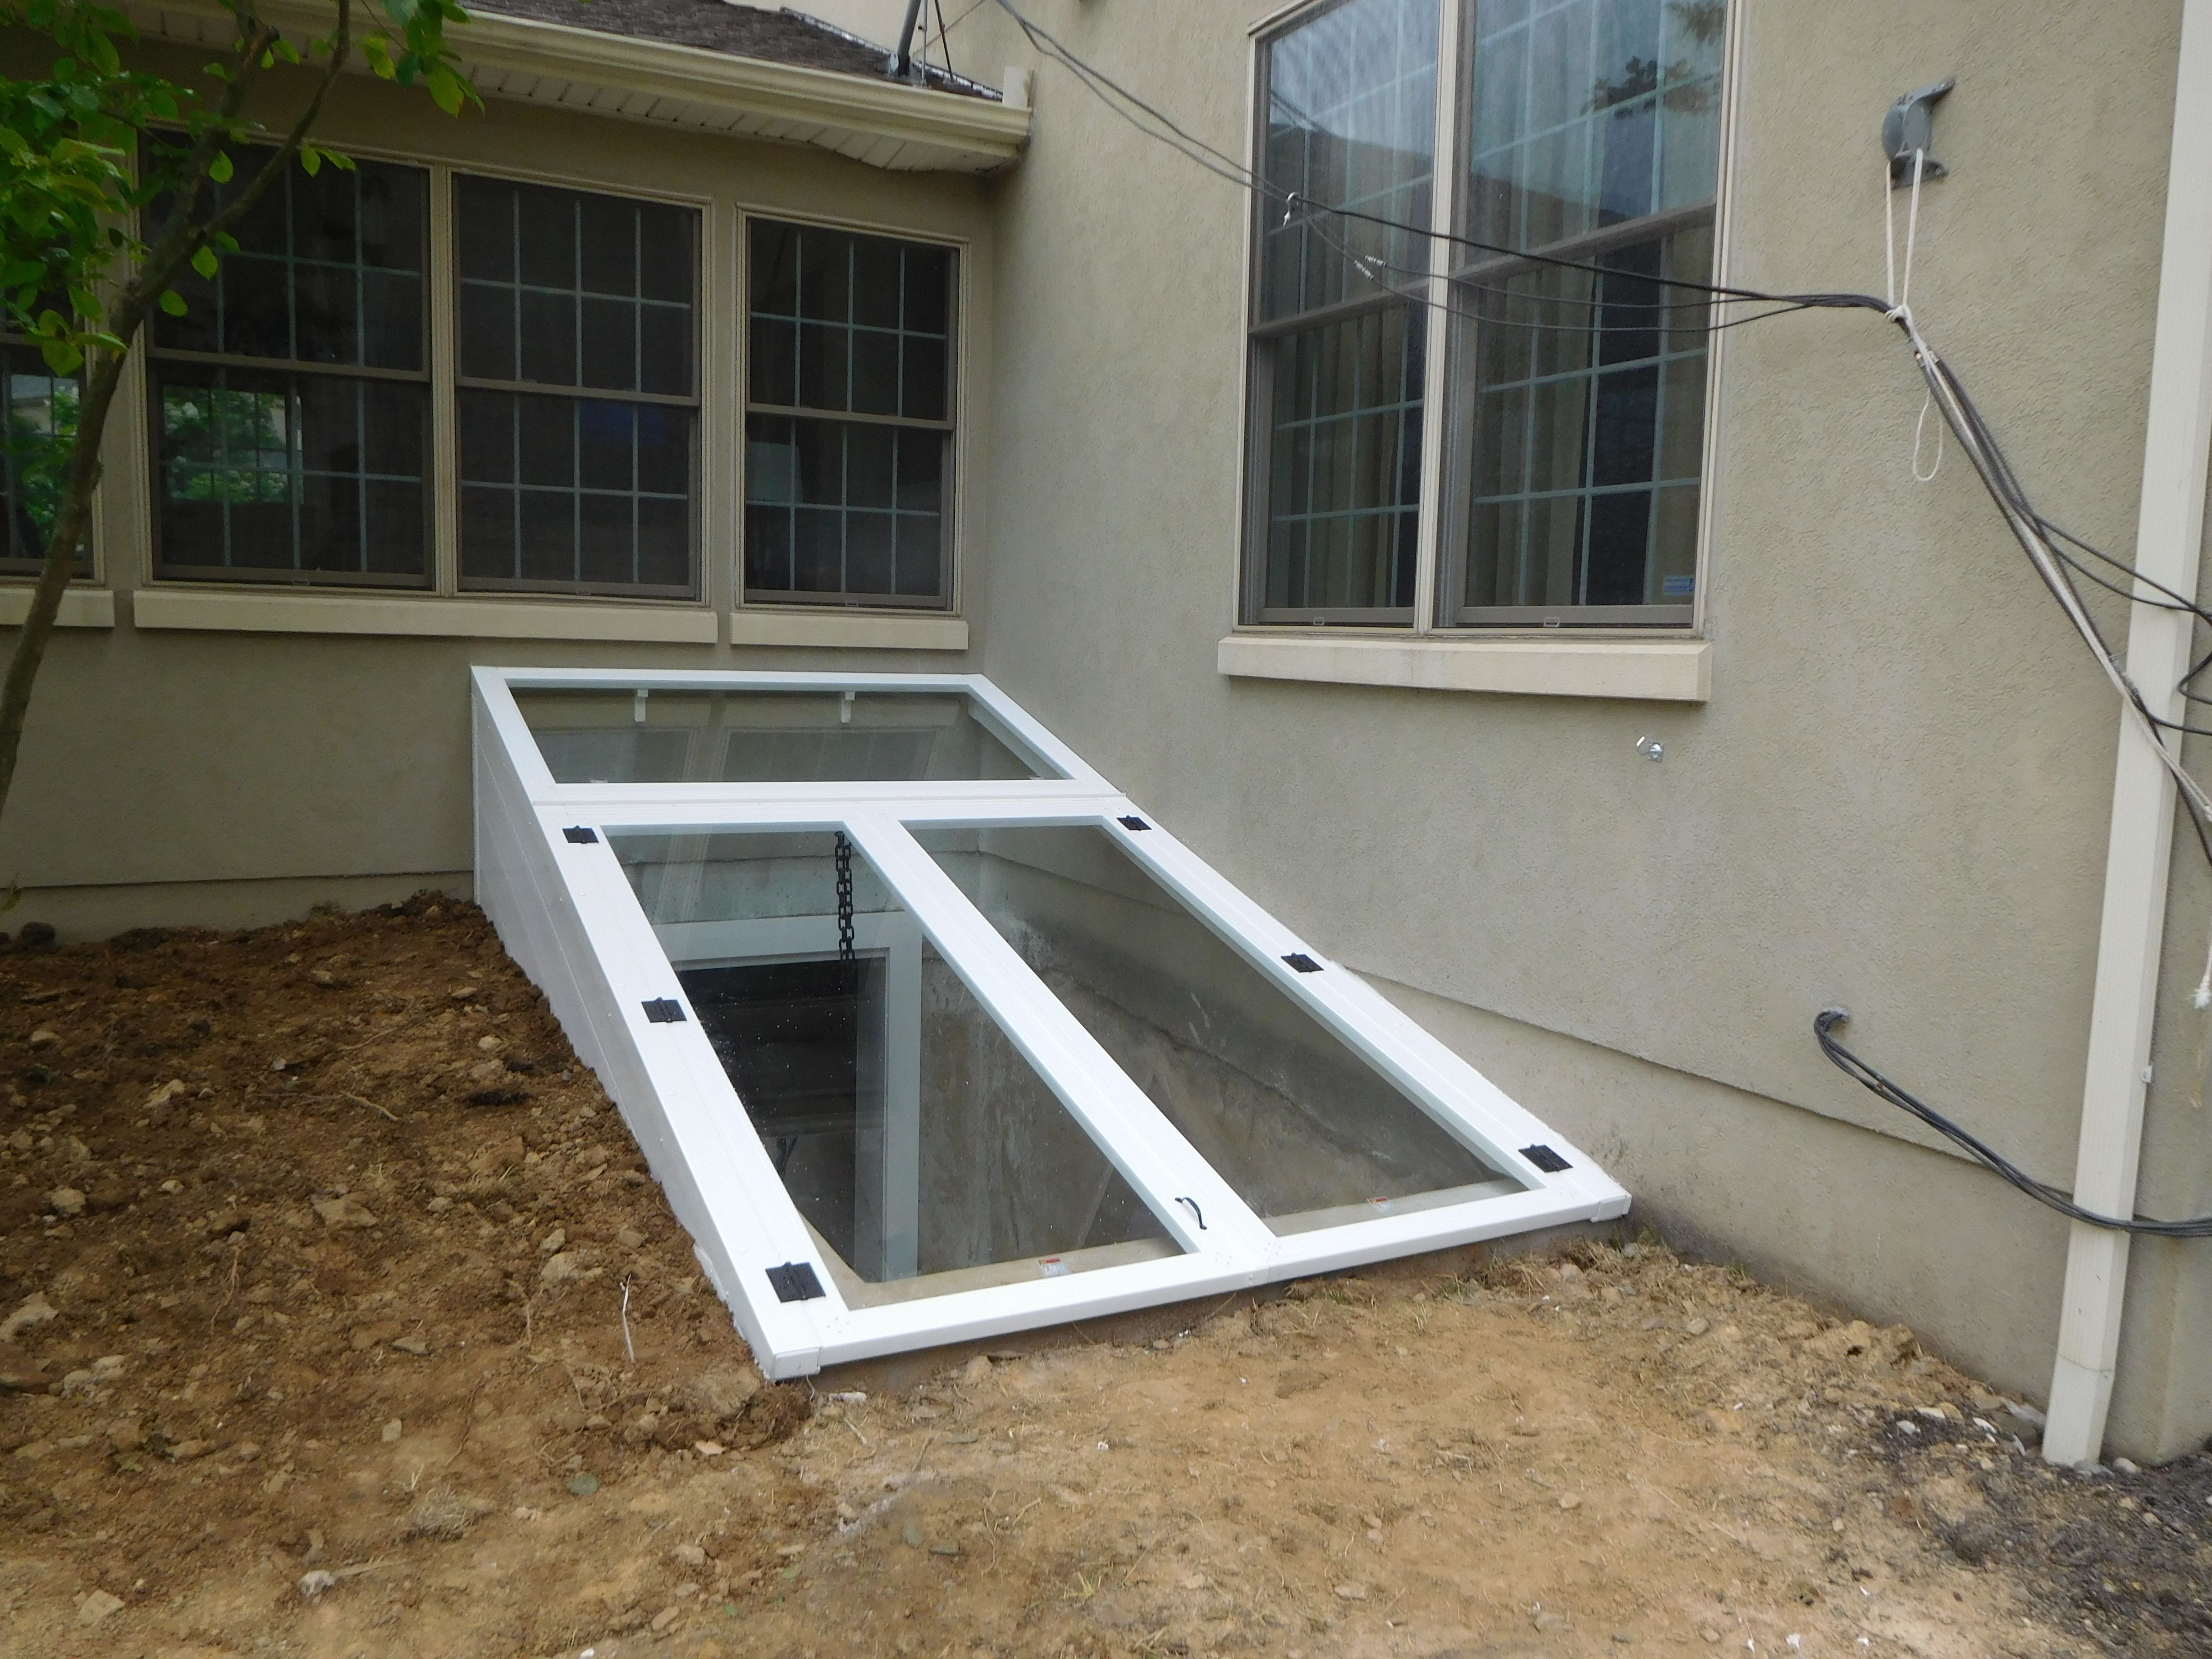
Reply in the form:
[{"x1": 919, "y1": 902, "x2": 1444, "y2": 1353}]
[
  {"x1": 5, "y1": 3, "x2": 2208, "y2": 1458},
  {"x1": 947, "y1": 0, "x2": 2212, "y2": 1457},
  {"x1": 0, "y1": 44, "x2": 995, "y2": 927}
]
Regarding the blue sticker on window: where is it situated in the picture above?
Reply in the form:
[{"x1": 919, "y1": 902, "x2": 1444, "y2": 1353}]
[{"x1": 1661, "y1": 575, "x2": 1696, "y2": 599}]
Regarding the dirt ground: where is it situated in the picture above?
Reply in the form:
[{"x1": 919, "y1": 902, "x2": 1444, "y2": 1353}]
[{"x1": 0, "y1": 900, "x2": 2206, "y2": 1659}]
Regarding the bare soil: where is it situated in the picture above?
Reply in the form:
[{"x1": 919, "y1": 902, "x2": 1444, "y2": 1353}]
[{"x1": 0, "y1": 901, "x2": 2204, "y2": 1659}]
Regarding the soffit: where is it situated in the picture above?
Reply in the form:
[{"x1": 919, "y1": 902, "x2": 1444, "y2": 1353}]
[{"x1": 122, "y1": 0, "x2": 1031, "y2": 174}]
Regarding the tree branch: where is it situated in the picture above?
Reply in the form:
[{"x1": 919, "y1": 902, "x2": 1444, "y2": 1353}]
[{"x1": 0, "y1": 0, "x2": 357, "y2": 828}]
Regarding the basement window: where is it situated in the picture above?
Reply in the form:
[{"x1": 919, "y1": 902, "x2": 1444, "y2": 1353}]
[{"x1": 475, "y1": 668, "x2": 1625, "y2": 1375}]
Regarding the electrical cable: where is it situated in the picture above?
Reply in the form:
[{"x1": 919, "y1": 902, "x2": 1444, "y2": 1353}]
[
  {"x1": 1815, "y1": 1011, "x2": 2212, "y2": 1237},
  {"x1": 991, "y1": 0, "x2": 2212, "y2": 1229}
]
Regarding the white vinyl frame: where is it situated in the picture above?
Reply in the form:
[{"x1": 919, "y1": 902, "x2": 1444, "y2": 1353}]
[{"x1": 474, "y1": 666, "x2": 1629, "y2": 1375}]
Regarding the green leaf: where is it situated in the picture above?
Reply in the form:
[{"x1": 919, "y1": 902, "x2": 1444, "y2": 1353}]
[
  {"x1": 425, "y1": 62, "x2": 464, "y2": 116},
  {"x1": 209, "y1": 150, "x2": 232, "y2": 183},
  {"x1": 39, "y1": 339, "x2": 83, "y2": 375},
  {"x1": 191, "y1": 244, "x2": 217, "y2": 279},
  {"x1": 157, "y1": 289, "x2": 187, "y2": 316},
  {"x1": 298, "y1": 145, "x2": 322, "y2": 177}
]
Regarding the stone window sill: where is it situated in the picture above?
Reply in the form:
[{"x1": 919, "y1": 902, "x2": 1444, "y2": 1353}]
[
  {"x1": 729, "y1": 607, "x2": 968, "y2": 651},
  {"x1": 132, "y1": 588, "x2": 719, "y2": 643},
  {"x1": 0, "y1": 588, "x2": 116, "y2": 629},
  {"x1": 1217, "y1": 631, "x2": 1711, "y2": 702}
]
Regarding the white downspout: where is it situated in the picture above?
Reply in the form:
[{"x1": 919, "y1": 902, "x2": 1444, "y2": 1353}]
[{"x1": 2042, "y1": 0, "x2": 2212, "y2": 1467}]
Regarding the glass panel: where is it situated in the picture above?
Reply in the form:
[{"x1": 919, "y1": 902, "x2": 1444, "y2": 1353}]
[
  {"x1": 1258, "y1": 0, "x2": 1439, "y2": 322},
  {"x1": 743, "y1": 415, "x2": 944, "y2": 603},
  {"x1": 916, "y1": 825, "x2": 1521, "y2": 1234},
  {"x1": 1457, "y1": 229, "x2": 1707, "y2": 614},
  {"x1": 610, "y1": 830, "x2": 1178, "y2": 1304},
  {"x1": 153, "y1": 147, "x2": 426, "y2": 372},
  {"x1": 152, "y1": 363, "x2": 427, "y2": 579},
  {"x1": 0, "y1": 350, "x2": 85, "y2": 572},
  {"x1": 1465, "y1": 0, "x2": 1723, "y2": 252},
  {"x1": 456, "y1": 176, "x2": 697, "y2": 397},
  {"x1": 750, "y1": 221, "x2": 954, "y2": 419},
  {"x1": 1263, "y1": 304, "x2": 1424, "y2": 613},
  {"x1": 457, "y1": 391, "x2": 694, "y2": 594},
  {"x1": 515, "y1": 687, "x2": 1055, "y2": 783}
]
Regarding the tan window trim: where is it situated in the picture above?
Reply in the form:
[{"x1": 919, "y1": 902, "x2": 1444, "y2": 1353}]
[
  {"x1": 0, "y1": 588, "x2": 115, "y2": 630},
  {"x1": 1217, "y1": 630, "x2": 1711, "y2": 702},
  {"x1": 130, "y1": 588, "x2": 715, "y2": 644},
  {"x1": 728, "y1": 608, "x2": 967, "y2": 652}
]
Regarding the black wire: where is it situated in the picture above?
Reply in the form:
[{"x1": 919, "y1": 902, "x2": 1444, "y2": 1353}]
[
  {"x1": 932, "y1": 0, "x2": 954, "y2": 77},
  {"x1": 1815, "y1": 1012, "x2": 2212, "y2": 1238}
]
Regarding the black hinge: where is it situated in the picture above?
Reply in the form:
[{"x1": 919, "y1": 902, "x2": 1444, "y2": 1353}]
[
  {"x1": 562, "y1": 826, "x2": 599, "y2": 844},
  {"x1": 1117, "y1": 815, "x2": 1150, "y2": 831},
  {"x1": 1520, "y1": 1143, "x2": 1572, "y2": 1173},
  {"x1": 766, "y1": 1262, "x2": 824, "y2": 1303},
  {"x1": 642, "y1": 998, "x2": 686, "y2": 1023},
  {"x1": 1282, "y1": 952, "x2": 1322, "y2": 974}
]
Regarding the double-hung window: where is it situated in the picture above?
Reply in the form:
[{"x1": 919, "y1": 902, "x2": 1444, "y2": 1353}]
[
  {"x1": 744, "y1": 219, "x2": 956, "y2": 609},
  {"x1": 457, "y1": 178, "x2": 700, "y2": 596},
  {"x1": 147, "y1": 151, "x2": 703, "y2": 600},
  {"x1": 151, "y1": 148, "x2": 432, "y2": 583},
  {"x1": 1246, "y1": 0, "x2": 1729, "y2": 629}
]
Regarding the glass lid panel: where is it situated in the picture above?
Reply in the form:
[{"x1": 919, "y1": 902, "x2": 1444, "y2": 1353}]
[
  {"x1": 518, "y1": 688, "x2": 1056, "y2": 784},
  {"x1": 914, "y1": 824, "x2": 1524, "y2": 1235},
  {"x1": 609, "y1": 828, "x2": 1176, "y2": 1307}
]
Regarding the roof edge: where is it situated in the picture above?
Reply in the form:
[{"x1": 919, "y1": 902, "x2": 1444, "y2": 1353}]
[{"x1": 122, "y1": 0, "x2": 1032, "y2": 172}]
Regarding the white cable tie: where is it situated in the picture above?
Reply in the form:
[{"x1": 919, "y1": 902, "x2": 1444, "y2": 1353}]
[
  {"x1": 1911, "y1": 389, "x2": 1944, "y2": 482},
  {"x1": 1898, "y1": 150, "x2": 1925, "y2": 316},
  {"x1": 1883, "y1": 155, "x2": 1898, "y2": 312}
]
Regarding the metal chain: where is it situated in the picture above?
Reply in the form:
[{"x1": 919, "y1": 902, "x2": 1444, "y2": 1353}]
[{"x1": 833, "y1": 832, "x2": 854, "y2": 963}]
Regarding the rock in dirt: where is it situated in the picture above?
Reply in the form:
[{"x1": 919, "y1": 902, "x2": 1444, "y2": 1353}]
[
  {"x1": 298, "y1": 1571, "x2": 337, "y2": 1601},
  {"x1": 392, "y1": 1336, "x2": 431, "y2": 1357},
  {"x1": 75, "y1": 1589, "x2": 123, "y2": 1626},
  {"x1": 26, "y1": 1028, "x2": 59, "y2": 1050},
  {"x1": 312, "y1": 1194, "x2": 380, "y2": 1229},
  {"x1": 960, "y1": 1354, "x2": 993, "y2": 1386},
  {"x1": 107, "y1": 1419, "x2": 144, "y2": 1454},
  {"x1": 540, "y1": 1251, "x2": 583, "y2": 1286},
  {"x1": 47, "y1": 1187, "x2": 86, "y2": 1219},
  {"x1": 382, "y1": 1419, "x2": 403, "y2": 1443},
  {"x1": 0, "y1": 1291, "x2": 58, "y2": 1341},
  {"x1": 567, "y1": 1472, "x2": 600, "y2": 1496}
]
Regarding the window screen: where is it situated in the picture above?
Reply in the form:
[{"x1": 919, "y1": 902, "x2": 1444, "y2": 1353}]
[
  {"x1": 149, "y1": 148, "x2": 430, "y2": 583},
  {"x1": 745, "y1": 220, "x2": 955, "y2": 609},
  {"x1": 456, "y1": 176, "x2": 699, "y2": 596}
]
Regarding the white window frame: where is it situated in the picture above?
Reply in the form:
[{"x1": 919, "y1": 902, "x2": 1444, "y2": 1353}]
[{"x1": 474, "y1": 665, "x2": 1627, "y2": 1374}]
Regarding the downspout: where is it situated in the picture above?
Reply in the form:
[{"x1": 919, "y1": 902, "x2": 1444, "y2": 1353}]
[
  {"x1": 2042, "y1": 0, "x2": 2212, "y2": 1467},
  {"x1": 889, "y1": 0, "x2": 926, "y2": 80}
]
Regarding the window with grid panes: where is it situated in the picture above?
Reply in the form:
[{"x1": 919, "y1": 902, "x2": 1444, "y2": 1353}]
[
  {"x1": 745, "y1": 220, "x2": 955, "y2": 609},
  {"x1": 456, "y1": 177, "x2": 699, "y2": 597},
  {"x1": 1245, "y1": 0, "x2": 1728, "y2": 629},
  {"x1": 150, "y1": 147, "x2": 430, "y2": 583}
]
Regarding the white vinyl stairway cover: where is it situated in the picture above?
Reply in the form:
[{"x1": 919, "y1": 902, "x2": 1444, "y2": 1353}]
[{"x1": 474, "y1": 668, "x2": 1628, "y2": 1375}]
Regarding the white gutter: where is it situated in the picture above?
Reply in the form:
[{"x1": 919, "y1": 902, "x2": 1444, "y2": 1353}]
[
  {"x1": 124, "y1": 0, "x2": 1032, "y2": 173},
  {"x1": 2042, "y1": 0, "x2": 2212, "y2": 1467}
]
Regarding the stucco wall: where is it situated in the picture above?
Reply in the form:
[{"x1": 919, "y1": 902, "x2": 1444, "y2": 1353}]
[
  {"x1": 952, "y1": 0, "x2": 2211, "y2": 1456},
  {"x1": 0, "y1": 46, "x2": 995, "y2": 930}
]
